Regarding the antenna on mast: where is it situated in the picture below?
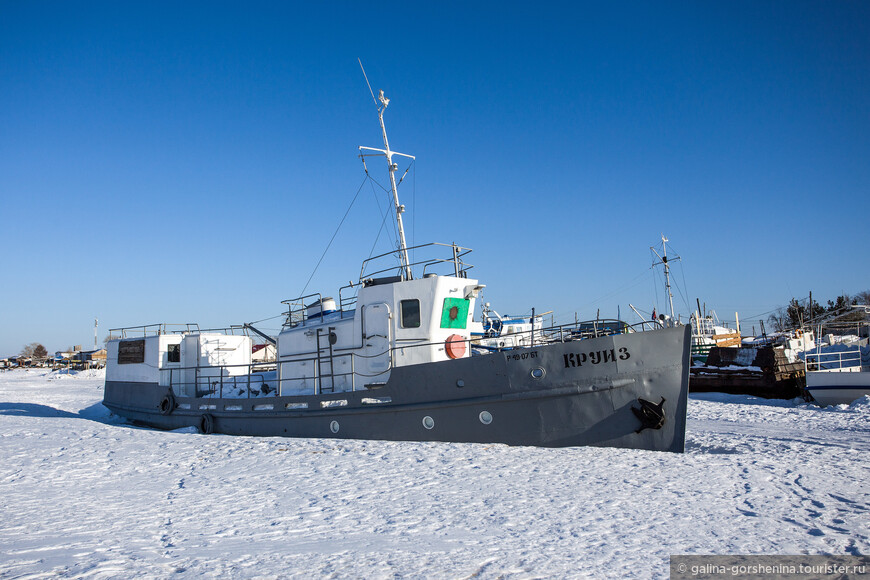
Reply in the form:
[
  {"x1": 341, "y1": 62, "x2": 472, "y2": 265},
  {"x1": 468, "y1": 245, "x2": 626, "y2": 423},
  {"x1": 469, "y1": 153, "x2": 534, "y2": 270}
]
[{"x1": 358, "y1": 58, "x2": 378, "y2": 108}]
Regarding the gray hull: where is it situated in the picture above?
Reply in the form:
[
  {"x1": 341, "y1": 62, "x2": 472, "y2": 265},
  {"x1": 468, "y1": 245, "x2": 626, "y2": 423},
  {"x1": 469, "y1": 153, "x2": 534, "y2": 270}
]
[{"x1": 103, "y1": 325, "x2": 691, "y2": 452}]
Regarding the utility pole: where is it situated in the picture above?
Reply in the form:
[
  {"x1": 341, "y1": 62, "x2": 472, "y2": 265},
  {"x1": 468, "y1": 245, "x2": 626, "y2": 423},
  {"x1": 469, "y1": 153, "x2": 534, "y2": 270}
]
[{"x1": 808, "y1": 291, "x2": 813, "y2": 324}]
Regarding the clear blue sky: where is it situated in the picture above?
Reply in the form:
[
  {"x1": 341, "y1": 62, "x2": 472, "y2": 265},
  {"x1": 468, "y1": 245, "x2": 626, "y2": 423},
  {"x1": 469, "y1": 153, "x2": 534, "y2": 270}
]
[{"x1": 2, "y1": 1, "x2": 868, "y2": 355}]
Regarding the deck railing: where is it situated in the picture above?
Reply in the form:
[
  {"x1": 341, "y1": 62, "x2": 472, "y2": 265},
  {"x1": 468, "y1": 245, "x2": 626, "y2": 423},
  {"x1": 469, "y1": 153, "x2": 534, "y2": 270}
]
[
  {"x1": 358, "y1": 242, "x2": 473, "y2": 281},
  {"x1": 109, "y1": 323, "x2": 201, "y2": 338},
  {"x1": 157, "y1": 317, "x2": 662, "y2": 399},
  {"x1": 161, "y1": 351, "x2": 378, "y2": 398},
  {"x1": 804, "y1": 349, "x2": 863, "y2": 372},
  {"x1": 109, "y1": 323, "x2": 256, "y2": 339}
]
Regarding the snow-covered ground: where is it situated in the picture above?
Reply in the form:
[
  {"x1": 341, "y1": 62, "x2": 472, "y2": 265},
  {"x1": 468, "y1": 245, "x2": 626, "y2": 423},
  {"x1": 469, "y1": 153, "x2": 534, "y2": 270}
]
[{"x1": 1, "y1": 369, "x2": 868, "y2": 579}]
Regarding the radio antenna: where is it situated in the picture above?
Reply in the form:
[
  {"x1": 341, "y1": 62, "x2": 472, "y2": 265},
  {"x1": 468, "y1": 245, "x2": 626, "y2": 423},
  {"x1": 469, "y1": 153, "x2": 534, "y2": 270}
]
[{"x1": 358, "y1": 58, "x2": 378, "y2": 108}]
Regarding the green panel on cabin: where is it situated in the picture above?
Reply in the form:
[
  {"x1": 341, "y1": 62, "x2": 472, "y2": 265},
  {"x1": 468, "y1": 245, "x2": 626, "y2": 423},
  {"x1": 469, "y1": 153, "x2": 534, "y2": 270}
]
[{"x1": 440, "y1": 297, "x2": 470, "y2": 329}]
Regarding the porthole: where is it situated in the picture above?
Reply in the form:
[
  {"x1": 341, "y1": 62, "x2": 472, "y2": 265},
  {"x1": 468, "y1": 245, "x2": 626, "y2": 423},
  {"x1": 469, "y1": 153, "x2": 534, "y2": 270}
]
[
  {"x1": 531, "y1": 367, "x2": 546, "y2": 379},
  {"x1": 330, "y1": 420, "x2": 340, "y2": 434},
  {"x1": 422, "y1": 416, "x2": 435, "y2": 430},
  {"x1": 479, "y1": 411, "x2": 493, "y2": 425},
  {"x1": 456, "y1": 379, "x2": 465, "y2": 388}
]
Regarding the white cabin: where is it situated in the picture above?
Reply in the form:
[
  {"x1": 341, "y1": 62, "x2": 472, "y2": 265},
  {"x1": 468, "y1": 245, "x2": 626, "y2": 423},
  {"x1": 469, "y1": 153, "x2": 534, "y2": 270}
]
[
  {"x1": 106, "y1": 333, "x2": 182, "y2": 386},
  {"x1": 277, "y1": 273, "x2": 482, "y2": 394},
  {"x1": 106, "y1": 330, "x2": 252, "y2": 396}
]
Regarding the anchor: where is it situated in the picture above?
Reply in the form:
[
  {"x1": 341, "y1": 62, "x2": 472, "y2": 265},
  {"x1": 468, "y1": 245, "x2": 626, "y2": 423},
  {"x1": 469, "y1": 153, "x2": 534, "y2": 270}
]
[{"x1": 632, "y1": 397, "x2": 666, "y2": 433}]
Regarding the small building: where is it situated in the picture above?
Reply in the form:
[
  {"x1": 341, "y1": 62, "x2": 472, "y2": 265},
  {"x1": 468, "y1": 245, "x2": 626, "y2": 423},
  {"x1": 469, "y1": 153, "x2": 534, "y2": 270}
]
[
  {"x1": 75, "y1": 349, "x2": 108, "y2": 369},
  {"x1": 15, "y1": 356, "x2": 33, "y2": 367},
  {"x1": 54, "y1": 351, "x2": 76, "y2": 369}
]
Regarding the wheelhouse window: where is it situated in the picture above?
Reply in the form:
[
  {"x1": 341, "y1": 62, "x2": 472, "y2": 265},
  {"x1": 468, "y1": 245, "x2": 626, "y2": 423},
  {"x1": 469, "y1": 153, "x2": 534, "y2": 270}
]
[
  {"x1": 167, "y1": 343, "x2": 180, "y2": 363},
  {"x1": 400, "y1": 299, "x2": 421, "y2": 328},
  {"x1": 118, "y1": 339, "x2": 145, "y2": 364}
]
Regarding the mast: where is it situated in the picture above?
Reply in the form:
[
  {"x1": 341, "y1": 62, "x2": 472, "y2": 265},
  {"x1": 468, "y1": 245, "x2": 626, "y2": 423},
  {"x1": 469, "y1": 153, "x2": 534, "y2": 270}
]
[
  {"x1": 359, "y1": 90, "x2": 415, "y2": 280},
  {"x1": 651, "y1": 234, "x2": 680, "y2": 320}
]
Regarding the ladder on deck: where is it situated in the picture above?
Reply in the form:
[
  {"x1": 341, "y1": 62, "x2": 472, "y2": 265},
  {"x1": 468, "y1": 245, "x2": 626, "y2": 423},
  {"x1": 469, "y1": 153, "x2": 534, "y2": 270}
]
[{"x1": 315, "y1": 327, "x2": 337, "y2": 394}]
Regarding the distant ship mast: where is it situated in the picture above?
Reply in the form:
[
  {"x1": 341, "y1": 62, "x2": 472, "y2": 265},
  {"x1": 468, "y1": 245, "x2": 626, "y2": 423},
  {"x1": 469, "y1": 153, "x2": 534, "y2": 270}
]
[
  {"x1": 651, "y1": 234, "x2": 680, "y2": 321},
  {"x1": 358, "y1": 87, "x2": 416, "y2": 280}
]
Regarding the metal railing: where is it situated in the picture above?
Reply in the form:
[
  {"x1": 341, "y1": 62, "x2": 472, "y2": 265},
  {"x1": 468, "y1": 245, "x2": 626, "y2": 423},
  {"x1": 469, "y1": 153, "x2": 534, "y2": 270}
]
[
  {"x1": 109, "y1": 323, "x2": 259, "y2": 339},
  {"x1": 804, "y1": 349, "x2": 863, "y2": 372},
  {"x1": 281, "y1": 293, "x2": 330, "y2": 328},
  {"x1": 109, "y1": 323, "x2": 201, "y2": 338},
  {"x1": 158, "y1": 317, "x2": 663, "y2": 399},
  {"x1": 359, "y1": 242, "x2": 473, "y2": 281},
  {"x1": 163, "y1": 361, "x2": 278, "y2": 398},
  {"x1": 162, "y1": 348, "x2": 389, "y2": 398}
]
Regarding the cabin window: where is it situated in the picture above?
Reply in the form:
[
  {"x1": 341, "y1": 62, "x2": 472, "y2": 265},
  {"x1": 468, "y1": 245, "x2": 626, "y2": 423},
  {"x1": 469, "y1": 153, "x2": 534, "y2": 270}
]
[
  {"x1": 118, "y1": 339, "x2": 145, "y2": 364},
  {"x1": 167, "y1": 344, "x2": 180, "y2": 363},
  {"x1": 400, "y1": 299, "x2": 421, "y2": 328}
]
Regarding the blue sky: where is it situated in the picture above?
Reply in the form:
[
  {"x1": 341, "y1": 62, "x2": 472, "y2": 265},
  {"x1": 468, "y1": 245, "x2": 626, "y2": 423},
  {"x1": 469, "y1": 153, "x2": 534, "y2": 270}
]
[{"x1": 1, "y1": 1, "x2": 868, "y2": 355}]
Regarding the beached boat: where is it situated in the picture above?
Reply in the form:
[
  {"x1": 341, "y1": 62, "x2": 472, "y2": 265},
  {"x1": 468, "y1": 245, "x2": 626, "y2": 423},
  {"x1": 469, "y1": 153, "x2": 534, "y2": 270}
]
[
  {"x1": 805, "y1": 345, "x2": 870, "y2": 406},
  {"x1": 469, "y1": 303, "x2": 549, "y2": 351},
  {"x1": 802, "y1": 309, "x2": 870, "y2": 406},
  {"x1": 804, "y1": 314, "x2": 870, "y2": 406},
  {"x1": 689, "y1": 310, "x2": 741, "y2": 363},
  {"x1": 103, "y1": 91, "x2": 691, "y2": 451}
]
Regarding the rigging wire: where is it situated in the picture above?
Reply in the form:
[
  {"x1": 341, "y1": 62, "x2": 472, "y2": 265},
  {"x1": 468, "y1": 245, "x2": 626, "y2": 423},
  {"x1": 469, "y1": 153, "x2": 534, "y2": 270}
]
[
  {"x1": 412, "y1": 161, "x2": 416, "y2": 263},
  {"x1": 363, "y1": 167, "x2": 402, "y2": 251},
  {"x1": 366, "y1": 191, "x2": 400, "y2": 265},
  {"x1": 366, "y1": 171, "x2": 388, "y2": 221},
  {"x1": 360, "y1": 157, "x2": 399, "y2": 265},
  {"x1": 578, "y1": 270, "x2": 651, "y2": 314},
  {"x1": 651, "y1": 247, "x2": 662, "y2": 312},
  {"x1": 364, "y1": 174, "x2": 401, "y2": 264},
  {"x1": 297, "y1": 176, "x2": 369, "y2": 298},
  {"x1": 364, "y1": 169, "x2": 392, "y2": 196},
  {"x1": 677, "y1": 260, "x2": 693, "y2": 314},
  {"x1": 649, "y1": 239, "x2": 693, "y2": 319},
  {"x1": 547, "y1": 268, "x2": 654, "y2": 326},
  {"x1": 659, "y1": 239, "x2": 692, "y2": 315},
  {"x1": 247, "y1": 313, "x2": 285, "y2": 325}
]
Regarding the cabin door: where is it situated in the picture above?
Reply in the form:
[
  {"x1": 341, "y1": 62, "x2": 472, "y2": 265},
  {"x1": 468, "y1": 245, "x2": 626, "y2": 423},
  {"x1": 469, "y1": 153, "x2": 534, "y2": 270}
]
[
  {"x1": 180, "y1": 335, "x2": 200, "y2": 397},
  {"x1": 361, "y1": 302, "x2": 392, "y2": 384}
]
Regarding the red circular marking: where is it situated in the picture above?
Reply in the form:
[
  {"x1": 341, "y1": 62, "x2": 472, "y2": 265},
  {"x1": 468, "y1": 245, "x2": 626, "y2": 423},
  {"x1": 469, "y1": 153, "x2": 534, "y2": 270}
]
[{"x1": 445, "y1": 334, "x2": 466, "y2": 359}]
